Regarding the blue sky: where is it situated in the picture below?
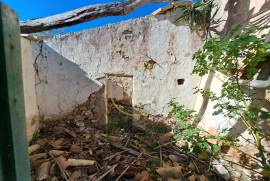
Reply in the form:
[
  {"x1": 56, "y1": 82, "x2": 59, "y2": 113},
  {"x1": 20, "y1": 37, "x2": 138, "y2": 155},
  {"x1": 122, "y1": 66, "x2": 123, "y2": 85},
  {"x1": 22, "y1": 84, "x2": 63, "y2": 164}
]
[{"x1": 1, "y1": 0, "x2": 197, "y2": 33}]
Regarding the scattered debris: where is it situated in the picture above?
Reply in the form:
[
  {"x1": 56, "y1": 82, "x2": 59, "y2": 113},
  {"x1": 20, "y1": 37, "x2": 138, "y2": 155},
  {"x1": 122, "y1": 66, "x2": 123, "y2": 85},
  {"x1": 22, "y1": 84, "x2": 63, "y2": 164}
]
[
  {"x1": 36, "y1": 161, "x2": 51, "y2": 181},
  {"x1": 156, "y1": 166, "x2": 183, "y2": 179},
  {"x1": 134, "y1": 170, "x2": 150, "y2": 181},
  {"x1": 213, "y1": 164, "x2": 230, "y2": 180},
  {"x1": 29, "y1": 144, "x2": 41, "y2": 154},
  {"x1": 29, "y1": 108, "x2": 224, "y2": 180}
]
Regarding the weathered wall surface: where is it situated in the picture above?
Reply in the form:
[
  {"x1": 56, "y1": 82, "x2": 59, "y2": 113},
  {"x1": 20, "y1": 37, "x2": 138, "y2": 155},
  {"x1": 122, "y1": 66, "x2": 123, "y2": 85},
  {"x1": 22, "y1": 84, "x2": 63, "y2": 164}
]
[
  {"x1": 196, "y1": 0, "x2": 270, "y2": 133},
  {"x1": 20, "y1": 3, "x2": 269, "y2": 172},
  {"x1": 21, "y1": 14, "x2": 202, "y2": 139},
  {"x1": 21, "y1": 38, "x2": 40, "y2": 141},
  {"x1": 21, "y1": 37, "x2": 103, "y2": 139},
  {"x1": 40, "y1": 16, "x2": 202, "y2": 117},
  {"x1": 33, "y1": 42, "x2": 103, "y2": 118},
  {"x1": 21, "y1": 0, "x2": 269, "y2": 143},
  {"x1": 193, "y1": 1, "x2": 270, "y2": 176},
  {"x1": 212, "y1": 0, "x2": 270, "y2": 36}
]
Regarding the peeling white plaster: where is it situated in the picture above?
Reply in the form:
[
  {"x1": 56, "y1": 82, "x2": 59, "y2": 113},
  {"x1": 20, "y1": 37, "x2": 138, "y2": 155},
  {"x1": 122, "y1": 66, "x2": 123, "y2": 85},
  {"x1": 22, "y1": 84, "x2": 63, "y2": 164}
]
[{"x1": 41, "y1": 16, "x2": 202, "y2": 117}]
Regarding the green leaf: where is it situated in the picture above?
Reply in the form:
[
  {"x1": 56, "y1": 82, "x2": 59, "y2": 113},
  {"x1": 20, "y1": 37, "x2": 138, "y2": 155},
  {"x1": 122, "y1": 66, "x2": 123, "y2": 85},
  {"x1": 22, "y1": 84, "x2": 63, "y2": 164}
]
[{"x1": 212, "y1": 144, "x2": 221, "y2": 154}]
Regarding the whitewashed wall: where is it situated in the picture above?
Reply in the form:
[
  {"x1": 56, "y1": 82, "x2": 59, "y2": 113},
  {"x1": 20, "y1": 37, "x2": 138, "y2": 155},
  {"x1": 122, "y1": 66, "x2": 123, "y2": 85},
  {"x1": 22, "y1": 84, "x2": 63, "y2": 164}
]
[
  {"x1": 41, "y1": 15, "x2": 202, "y2": 117},
  {"x1": 193, "y1": 1, "x2": 270, "y2": 173},
  {"x1": 21, "y1": 38, "x2": 40, "y2": 141},
  {"x1": 21, "y1": 14, "x2": 203, "y2": 140},
  {"x1": 196, "y1": 0, "x2": 270, "y2": 133},
  {"x1": 21, "y1": 0, "x2": 269, "y2": 145},
  {"x1": 20, "y1": 2, "x2": 269, "y2": 178},
  {"x1": 33, "y1": 42, "x2": 103, "y2": 118}
]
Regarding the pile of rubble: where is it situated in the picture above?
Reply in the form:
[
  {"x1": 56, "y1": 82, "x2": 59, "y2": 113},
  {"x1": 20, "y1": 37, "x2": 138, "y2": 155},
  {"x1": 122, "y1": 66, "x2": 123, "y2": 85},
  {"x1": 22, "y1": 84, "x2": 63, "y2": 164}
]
[
  {"x1": 29, "y1": 115, "x2": 225, "y2": 181},
  {"x1": 28, "y1": 95, "x2": 225, "y2": 181}
]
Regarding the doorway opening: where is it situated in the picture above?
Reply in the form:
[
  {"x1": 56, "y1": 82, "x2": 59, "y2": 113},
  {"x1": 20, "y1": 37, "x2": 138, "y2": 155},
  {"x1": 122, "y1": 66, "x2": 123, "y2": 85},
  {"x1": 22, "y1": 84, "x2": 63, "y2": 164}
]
[{"x1": 104, "y1": 74, "x2": 133, "y2": 134}]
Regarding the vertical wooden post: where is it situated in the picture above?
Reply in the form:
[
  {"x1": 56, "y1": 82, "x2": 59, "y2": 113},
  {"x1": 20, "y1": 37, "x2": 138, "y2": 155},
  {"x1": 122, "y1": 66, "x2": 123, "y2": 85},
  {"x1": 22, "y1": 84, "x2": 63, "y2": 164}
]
[{"x1": 0, "y1": 3, "x2": 31, "y2": 181}]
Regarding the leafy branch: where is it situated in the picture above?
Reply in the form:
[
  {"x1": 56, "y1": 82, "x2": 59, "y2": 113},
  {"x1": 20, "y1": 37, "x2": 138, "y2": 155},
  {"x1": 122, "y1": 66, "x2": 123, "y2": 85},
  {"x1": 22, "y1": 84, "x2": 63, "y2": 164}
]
[{"x1": 192, "y1": 25, "x2": 270, "y2": 177}]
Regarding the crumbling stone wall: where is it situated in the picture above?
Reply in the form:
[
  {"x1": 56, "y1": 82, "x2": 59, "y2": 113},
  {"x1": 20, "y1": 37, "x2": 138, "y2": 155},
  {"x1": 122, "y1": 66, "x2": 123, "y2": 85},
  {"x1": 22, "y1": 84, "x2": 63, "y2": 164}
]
[
  {"x1": 21, "y1": 0, "x2": 269, "y2": 144},
  {"x1": 40, "y1": 15, "x2": 202, "y2": 117},
  {"x1": 21, "y1": 13, "x2": 202, "y2": 140},
  {"x1": 32, "y1": 42, "x2": 103, "y2": 119}
]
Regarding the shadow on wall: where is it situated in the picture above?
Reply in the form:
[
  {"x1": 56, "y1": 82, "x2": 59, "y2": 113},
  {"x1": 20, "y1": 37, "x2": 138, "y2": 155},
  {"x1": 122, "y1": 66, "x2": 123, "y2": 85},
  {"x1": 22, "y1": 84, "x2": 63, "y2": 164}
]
[
  {"x1": 35, "y1": 42, "x2": 103, "y2": 119},
  {"x1": 154, "y1": 0, "x2": 270, "y2": 38},
  {"x1": 196, "y1": 0, "x2": 270, "y2": 139},
  {"x1": 213, "y1": 0, "x2": 270, "y2": 36},
  {"x1": 228, "y1": 63, "x2": 270, "y2": 139}
]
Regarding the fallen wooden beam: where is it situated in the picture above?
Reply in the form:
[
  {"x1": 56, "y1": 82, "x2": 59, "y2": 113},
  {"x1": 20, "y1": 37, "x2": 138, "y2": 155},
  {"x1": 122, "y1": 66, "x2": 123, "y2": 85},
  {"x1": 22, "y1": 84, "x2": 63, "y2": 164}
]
[
  {"x1": 20, "y1": 0, "x2": 175, "y2": 34},
  {"x1": 110, "y1": 142, "x2": 141, "y2": 156}
]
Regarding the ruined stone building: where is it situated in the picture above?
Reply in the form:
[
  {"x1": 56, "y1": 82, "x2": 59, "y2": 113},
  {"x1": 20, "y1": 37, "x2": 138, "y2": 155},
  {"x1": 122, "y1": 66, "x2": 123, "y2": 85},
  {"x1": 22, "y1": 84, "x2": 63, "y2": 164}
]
[{"x1": 21, "y1": 0, "x2": 269, "y2": 159}]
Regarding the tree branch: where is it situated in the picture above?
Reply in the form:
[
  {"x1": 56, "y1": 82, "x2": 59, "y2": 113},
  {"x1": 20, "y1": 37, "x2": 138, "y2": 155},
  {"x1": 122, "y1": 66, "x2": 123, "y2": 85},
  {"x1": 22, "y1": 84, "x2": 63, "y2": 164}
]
[
  {"x1": 20, "y1": 0, "x2": 177, "y2": 34},
  {"x1": 239, "y1": 79, "x2": 270, "y2": 89}
]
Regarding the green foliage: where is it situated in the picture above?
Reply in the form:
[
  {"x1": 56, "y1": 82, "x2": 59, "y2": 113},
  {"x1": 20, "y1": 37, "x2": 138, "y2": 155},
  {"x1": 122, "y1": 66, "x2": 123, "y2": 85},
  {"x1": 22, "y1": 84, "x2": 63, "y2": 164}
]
[
  {"x1": 170, "y1": 101, "x2": 222, "y2": 158},
  {"x1": 177, "y1": 0, "x2": 216, "y2": 32},
  {"x1": 170, "y1": 25, "x2": 269, "y2": 176},
  {"x1": 192, "y1": 25, "x2": 270, "y2": 172},
  {"x1": 169, "y1": 100, "x2": 196, "y2": 121},
  {"x1": 194, "y1": 83, "x2": 247, "y2": 119},
  {"x1": 192, "y1": 25, "x2": 270, "y2": 79}
]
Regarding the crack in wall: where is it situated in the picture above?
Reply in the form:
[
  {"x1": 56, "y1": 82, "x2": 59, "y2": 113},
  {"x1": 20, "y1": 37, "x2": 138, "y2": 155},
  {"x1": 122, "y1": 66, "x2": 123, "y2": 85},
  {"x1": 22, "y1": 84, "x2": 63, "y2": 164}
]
[
  {"x1": 33, "y1": 41, "x2": 45, "y2": 116},
  {"x1": 33, "y1": 41, "x2": 44, "y2": 86},
  {"x1": 30, "y1": 16, "x2": 201, "y2": 120},
  {"x1": 33, "y1": 41, "x2": 49, "y2": 116}
]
